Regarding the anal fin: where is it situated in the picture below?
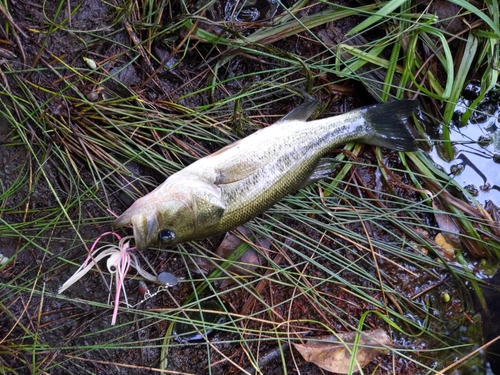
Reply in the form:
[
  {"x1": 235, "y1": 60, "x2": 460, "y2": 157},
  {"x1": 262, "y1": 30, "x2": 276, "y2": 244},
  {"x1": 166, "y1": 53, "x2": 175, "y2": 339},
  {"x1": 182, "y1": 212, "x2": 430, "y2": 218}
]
[{"x1": 299, "y1": 158, "x2": 339, "y2": 189}]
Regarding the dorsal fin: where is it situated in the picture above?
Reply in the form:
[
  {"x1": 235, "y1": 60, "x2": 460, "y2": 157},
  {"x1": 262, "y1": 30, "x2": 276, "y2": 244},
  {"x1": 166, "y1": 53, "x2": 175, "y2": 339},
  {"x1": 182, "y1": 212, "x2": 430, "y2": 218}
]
[{"x1": 275, "y1": 100, "x2": 319, "y2": 123}]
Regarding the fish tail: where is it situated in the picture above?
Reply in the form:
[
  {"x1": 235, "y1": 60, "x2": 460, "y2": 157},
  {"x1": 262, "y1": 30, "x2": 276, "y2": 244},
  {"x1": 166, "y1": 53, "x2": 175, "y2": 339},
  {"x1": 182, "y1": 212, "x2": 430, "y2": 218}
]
[{"x1": 361, "y1": 100, "x2": 418, "y2": 151}]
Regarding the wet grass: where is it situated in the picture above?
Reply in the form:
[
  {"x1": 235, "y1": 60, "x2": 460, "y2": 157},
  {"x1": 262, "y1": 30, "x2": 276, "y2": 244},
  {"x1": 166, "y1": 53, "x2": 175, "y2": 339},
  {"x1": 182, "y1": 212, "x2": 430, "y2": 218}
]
[{"x1": 1, "y1": 0, "x2": 499, "y2": 374}]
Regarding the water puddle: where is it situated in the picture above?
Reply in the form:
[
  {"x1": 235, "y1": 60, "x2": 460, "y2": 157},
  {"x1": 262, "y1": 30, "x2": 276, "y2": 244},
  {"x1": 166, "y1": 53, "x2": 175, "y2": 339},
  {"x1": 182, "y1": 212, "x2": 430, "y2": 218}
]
[{"x1": 429, "y1": 82, "x2": 500, "y2": 205}]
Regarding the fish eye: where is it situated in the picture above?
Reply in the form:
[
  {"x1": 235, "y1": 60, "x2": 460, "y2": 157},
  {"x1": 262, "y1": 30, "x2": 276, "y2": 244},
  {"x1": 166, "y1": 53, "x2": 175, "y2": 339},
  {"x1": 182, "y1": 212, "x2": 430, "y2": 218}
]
[{"x1": 158, "y1": 230, "x2": 176, "y2": 245}]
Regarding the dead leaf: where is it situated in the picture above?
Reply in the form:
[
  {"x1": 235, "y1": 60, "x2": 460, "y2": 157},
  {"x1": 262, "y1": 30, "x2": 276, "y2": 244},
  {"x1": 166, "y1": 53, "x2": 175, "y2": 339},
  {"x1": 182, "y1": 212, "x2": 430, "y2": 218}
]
[
  {"x1": 293, "y1": 328, "x2": 392, "y2": 373},
  {"x1": 193, "y1": 226, "x2": 266, "y2": 287},
  {"x1": 215, "y1": 226, "x2": 265, "y2": 276},
  {"x1": 432, "y1": 199, "x2": 461, "y2": 249},
  {"x1": 435, "y1": 233, "x2": 456, "y2": 261}
]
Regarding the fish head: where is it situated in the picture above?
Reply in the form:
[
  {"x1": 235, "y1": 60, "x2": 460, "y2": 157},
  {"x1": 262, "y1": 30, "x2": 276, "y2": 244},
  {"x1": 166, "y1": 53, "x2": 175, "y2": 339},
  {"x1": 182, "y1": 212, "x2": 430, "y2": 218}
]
[
  {"x1": 112, "y1": 191, "x2": 193, "y2": 250},
  {"x1": 113, "y1": 178, "x2": 225, "y2": 250}
]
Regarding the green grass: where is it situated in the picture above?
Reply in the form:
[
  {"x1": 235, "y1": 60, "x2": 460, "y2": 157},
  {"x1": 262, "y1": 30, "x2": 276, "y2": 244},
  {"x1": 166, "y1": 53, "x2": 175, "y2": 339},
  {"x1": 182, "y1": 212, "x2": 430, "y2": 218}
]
[{"x1": 1, "y1": 0, "x2": 499, "y2": 374}]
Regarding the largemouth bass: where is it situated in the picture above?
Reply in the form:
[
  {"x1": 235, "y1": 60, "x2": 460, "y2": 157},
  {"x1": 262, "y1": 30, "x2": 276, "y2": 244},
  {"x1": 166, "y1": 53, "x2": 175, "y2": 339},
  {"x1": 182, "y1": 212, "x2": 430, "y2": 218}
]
[{"x1": 113, "y1": 100, "x2": 418, "y2": 250}]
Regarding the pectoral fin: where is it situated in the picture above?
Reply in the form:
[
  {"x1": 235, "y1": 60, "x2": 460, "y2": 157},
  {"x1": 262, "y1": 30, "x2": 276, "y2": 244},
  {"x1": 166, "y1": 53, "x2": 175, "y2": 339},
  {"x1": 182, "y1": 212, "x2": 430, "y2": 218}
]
[
  {"x1": 214, "y1": 160, "x2": 260, "y2": 184},
  {"x1": 299, "y1": 158, "x2": 339, "y2": 189}
]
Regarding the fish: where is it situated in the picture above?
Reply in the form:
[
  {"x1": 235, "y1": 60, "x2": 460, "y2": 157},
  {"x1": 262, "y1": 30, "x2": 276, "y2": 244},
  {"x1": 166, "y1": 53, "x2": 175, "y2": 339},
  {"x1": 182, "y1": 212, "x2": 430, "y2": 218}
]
[{"x1": 113, "y1": 100, "x2": 418, "y2": 250}]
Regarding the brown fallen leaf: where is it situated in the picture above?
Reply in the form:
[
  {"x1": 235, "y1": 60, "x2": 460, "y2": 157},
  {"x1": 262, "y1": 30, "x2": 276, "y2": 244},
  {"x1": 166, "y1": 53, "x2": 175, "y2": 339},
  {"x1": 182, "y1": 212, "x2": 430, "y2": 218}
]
[
  {"x1": 293, "y1": 328, "x2": 392, "y2": 374},
  {"x1": 432, "y1": 199, "x2": 461, "y2": 249},
  {"x1": 434, "y1": 233, "x2": 456, "y2": 261},
  {"x1": 193, "y1": 226, "x2": 266, "y2": 287}
]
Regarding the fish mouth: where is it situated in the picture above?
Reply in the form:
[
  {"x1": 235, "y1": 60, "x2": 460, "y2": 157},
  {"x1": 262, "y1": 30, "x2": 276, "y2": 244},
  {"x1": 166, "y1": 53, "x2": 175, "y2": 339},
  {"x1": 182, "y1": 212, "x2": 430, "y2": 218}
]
[
  {"x1": 113, "y1": 208, "x2": 161, "y2": 251},
  {"x1": 112, "y1": 211, "x2": 130, "y2": 230}
]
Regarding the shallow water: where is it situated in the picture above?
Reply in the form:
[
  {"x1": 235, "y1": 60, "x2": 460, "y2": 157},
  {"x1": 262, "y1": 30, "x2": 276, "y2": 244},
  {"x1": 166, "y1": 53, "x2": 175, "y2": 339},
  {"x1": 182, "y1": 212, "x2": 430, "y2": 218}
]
[{"x1": 429, "y1": 85, "x2": 500, "y2": 206}]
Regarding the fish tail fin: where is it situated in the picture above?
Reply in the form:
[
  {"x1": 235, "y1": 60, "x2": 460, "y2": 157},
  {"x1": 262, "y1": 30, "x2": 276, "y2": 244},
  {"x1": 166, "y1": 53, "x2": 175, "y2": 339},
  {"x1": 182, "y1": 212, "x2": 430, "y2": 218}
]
[{"x1": 360, "y1": 100, "x2": 418, "y2": 151}]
